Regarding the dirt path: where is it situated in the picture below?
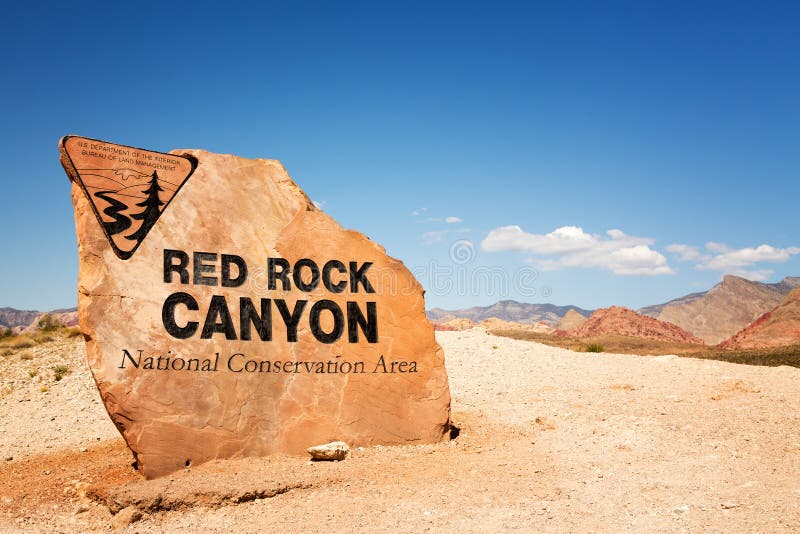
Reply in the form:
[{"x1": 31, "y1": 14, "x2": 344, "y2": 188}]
[{"x1": 1, "y1": 329, "x2": 799, "y2": 532}]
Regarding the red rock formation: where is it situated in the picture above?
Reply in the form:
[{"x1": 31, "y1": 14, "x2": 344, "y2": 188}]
[
  {"x1": 640, "y1": 275, "x2": 798, "y2": 344},
  {"x1": 571, "y1": 306, "x2": 704, "y2": 344},
  {"x1": 719, "y1": 288, "x2": 800, "y2": 349}
]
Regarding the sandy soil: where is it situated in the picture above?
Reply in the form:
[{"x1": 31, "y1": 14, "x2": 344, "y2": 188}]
[{"x1": 1, "y1": 329, "x2": 799, "y2": 532}]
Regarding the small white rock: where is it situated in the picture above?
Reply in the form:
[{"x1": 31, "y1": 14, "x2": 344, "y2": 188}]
[{"x1": 307, "y1": 441, "x2": 349, "y2": 461}]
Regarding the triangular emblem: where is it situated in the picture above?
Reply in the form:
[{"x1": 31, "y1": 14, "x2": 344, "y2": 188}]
[{"x1": 59, "y1": 136, "x2": 197, "y2": 260}]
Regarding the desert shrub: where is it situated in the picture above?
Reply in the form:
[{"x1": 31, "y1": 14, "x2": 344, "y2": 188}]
[
  {"x1": 65, "y1": 327, "x2": 82, "y2": 338},
  {"x1": 0, "y1": 327, "x2": 13, "y2": 339},
  {"x1": 37, "y1": 314, "x2": 63, "y2": 332},
  {"x1": 28, "y1": 369, "x2": 37, "y2": 378},
  {"x1": 584, "y1": 343, "x2": 605, "y2": 353},
  {"x1": 7, "y1": 339, "x2": 34, "y2": 350},
  {"x1": 53, "y1": 364, "x2": 69, "y2": 381},
  {"x1": 32, "y1": 333, "x2": 54, "y2": 344},
  {"x1": 0, "y1": 335, "x2": 31, "y2": 349},
  {"x1": 19, "y1": 352, "x2": 33, "y2": 361},
  {"x1": 1, "y1": 349, "x2": 13, "y2": 357}
]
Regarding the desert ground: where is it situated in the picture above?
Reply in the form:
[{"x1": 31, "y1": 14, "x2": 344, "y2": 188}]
[{"x1": 1, "y1": 329, "x2": 799, "y2": 532}]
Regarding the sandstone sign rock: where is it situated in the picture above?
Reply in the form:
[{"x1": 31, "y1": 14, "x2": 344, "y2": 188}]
[{"x1": 59, "y1": 135, "x2": 451, "y2": 479}]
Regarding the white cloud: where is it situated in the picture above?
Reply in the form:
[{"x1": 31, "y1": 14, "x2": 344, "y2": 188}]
[
  {"x1": 666, "y1": 244, "x2": 706, "y2": 262},
  {"x1": 421, "y1": 230, "x2": 449, "y2": 244},
  {"x1": 482, "y1": 225, "x2": 673, "y2": 276},
  {"x1": 482, "y1": 225, "x2": 604, "y2": 254},
  {"x1": 606, "y1": 229, "x2": 626, "y2": 239},
  {"x1": 668, "y1": 241, "x2": 799, "y2": 278},
  {"x1": 606, "y1": 246, "x2": 675, "y2": 275},
  {"x1": 312, "y1": 199, "x2": 327, "y2": 209},
  {"x1": 421, "y1": 226, "x2": 472, "y2": 245},
  {"x1": 697, "y1": 244, "x2": 800, "y2": 271},
  {"x1": 412, "y1": 210, "x2": 461, "y2": 225},
  {"x1": 705, "y1": 241, "x2": 731, "y2": 254}
]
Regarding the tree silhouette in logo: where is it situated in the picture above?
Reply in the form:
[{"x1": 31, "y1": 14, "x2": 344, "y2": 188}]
[{"x1": 126, "y1": 170, "x2": 164, "y2": 243}]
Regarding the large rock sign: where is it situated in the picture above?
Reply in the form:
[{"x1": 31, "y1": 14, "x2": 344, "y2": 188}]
[{"x1": 59, "y1": 135, "x2": 451, "y2": 479}]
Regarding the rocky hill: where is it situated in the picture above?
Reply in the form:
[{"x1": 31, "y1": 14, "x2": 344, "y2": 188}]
[
  {"x1": 719, "y1": 288, "x2": 800, "y2": 349},
  {"x1": 556, "y1": 309, "x2": 588, "y2": 332},
  {"x1": 433, "y1": 317, "x2": 554, "y2": 333},
  {"x1": 432, "y1": 318, "x2": 475, "y2": 331},
  {"x1": 477, "y1": 317, "x2": 554, "y2": 333},
  {"x1": 427, "y1": 300, "x2": 593, "y2": 326},
  {"x1": 637, "y1": 291, "x2": 708, "y2": 318},
  {"x1": 0, "y1": 307, "x2": 78, "y2": 333},
  {"x1": 638, "y1": 275, "x2": 800, "y2": 344},
  {"x1": 572, "y1": 306, "x2": 704, "y2": 344},
  {"x1": 768, "y1": 276, "x2": 800, "y2": 293},
  {"x1": 0, "y1": 308, "x2": 41, "y2": 330}
]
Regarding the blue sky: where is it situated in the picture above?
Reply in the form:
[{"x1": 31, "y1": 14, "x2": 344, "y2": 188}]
[{"x1": 1, "y1": 1, "x2": 798, "y2": 311}]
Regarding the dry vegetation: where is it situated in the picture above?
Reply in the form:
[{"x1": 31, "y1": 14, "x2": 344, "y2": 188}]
[
  {"x1": 0, "y1": 327, "x2": 82, "y2": 353},
  {"x1": 489, "y1": 328, "x2": 800, "y2": 368},
  {"x1": 0, "y1": 326, "x2": 83, "y2": 398}
]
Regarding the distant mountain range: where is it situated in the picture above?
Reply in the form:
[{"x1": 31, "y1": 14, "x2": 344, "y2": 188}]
[
  {"x1": 428, "y1": 275, "x2": 800, "y2": 346},
  {"x1": 720, "y1": 287, "x2": 800, "y2": 349},
  {"x1": 0, "y1": 306, "x2": 78, "y2": 333},
  {"x1": 637, "y1": 275, "x2": 800, "y2": 344},
  {"x1": 427, "y1": 300, "x2": 594, "y2": 326}
]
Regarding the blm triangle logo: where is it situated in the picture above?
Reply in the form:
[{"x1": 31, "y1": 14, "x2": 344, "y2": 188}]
[{"x1": 59, "y1": 136, "x2": 197, "y2": 260}]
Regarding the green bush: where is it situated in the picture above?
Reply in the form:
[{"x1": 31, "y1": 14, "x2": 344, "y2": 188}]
[
  {"x1": 37, "y1": 314, "x2": 63, "y2": 332},
  {"x1": 53, "y1": 364, "x2": 70, "y2": 381},
  {"x1": 584, "y1": 343, "x2": 605, "y2": 353}
]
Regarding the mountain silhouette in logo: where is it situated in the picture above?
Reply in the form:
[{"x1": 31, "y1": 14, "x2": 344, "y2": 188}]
[
  {"x1": 59, "y1": 136, "x2": 197, "y2": 260},
  {"x1": 78, "y1": 167, "x2": 179, "y2": 256}
]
